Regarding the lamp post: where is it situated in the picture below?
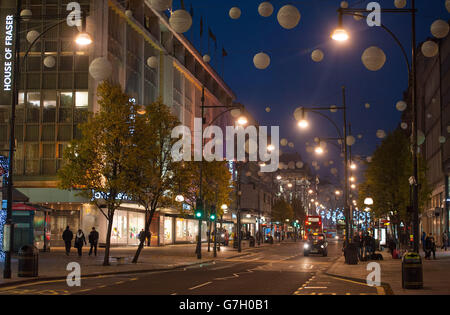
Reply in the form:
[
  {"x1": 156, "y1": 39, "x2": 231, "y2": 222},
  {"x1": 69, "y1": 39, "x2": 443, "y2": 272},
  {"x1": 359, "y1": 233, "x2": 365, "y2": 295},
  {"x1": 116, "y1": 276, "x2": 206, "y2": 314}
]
[
  {"x1": 333, "y1": 2, "x2": 420, "y2": 254},
  {"x1": 297, "y1": 86, "x2": 351, "y2": 245},
  {"x1": 3, "y1": 4, "x2": 91, "y2": 278},
  {"x1": 196, "y1": 90, "x2": 247, "y2": 258}
]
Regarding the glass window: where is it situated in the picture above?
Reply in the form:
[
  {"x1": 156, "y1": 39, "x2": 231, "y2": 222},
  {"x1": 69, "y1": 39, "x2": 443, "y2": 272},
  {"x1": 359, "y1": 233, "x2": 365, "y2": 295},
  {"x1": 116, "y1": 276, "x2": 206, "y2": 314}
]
[
  {"x1": 42, "y1": 125, "x2": 55, "y2": 141},
  {"x1": 25, "y1": 143, "x2": 39, "y2": 175},
  {"x1": 43, "y1": 144, "x2": 55, "y2": 159},
  {"x1": 57, "y1": 125, "x2": 72, "y2": 141},
  {"x1": 25, "y1": 125, "x2": 39, "y2": 141},
  {"x1": 26, "y1": 92, "x2": 41, "y2": 123},
  {"x1": 43, "y1": 91, "x2": 56, "y2": 123},
  {"x1": 60, "y1": 92, "x2": 73, "y2": 107},
  {"x1": 75, "y1": 92, "x2": 88, "y2": 107},
  {"x1": 176, "y1": 218, "x2": 187, "y2": 242},
  {"x1": 164, "y1": 217, "x2": 173, "y2": 244}
]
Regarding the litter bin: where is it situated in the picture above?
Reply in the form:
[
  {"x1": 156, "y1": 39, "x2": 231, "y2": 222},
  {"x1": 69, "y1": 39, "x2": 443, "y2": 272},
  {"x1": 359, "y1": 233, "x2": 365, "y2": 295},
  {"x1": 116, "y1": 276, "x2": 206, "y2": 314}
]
[
  {"x1": 344, "y1": 242, "x2": 358, "y2": 265},
  {"x1": 18, "y1": 245, "x2": 39, "y2": 277},
  {"x1": 402, "y1": 252, "x2": 423, "y2": 289},
  {"x1": 233, "y1": 237, "x2": 238, "y2": 249},
  {"x1": 249, "y1": 237, "x2": 255, "y2": 247}
]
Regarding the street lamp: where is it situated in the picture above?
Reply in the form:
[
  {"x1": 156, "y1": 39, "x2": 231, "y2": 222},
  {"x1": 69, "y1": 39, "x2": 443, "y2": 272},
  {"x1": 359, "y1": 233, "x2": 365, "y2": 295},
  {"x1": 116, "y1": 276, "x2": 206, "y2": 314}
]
[
  {"x1": 175, "y1": 195, "x2": 185, "y2": 203},
  {"x1": 3, "y1": 6, "x2": 91, "y2": 279},
  {"x1": 331, "y1": 28, "x2": 350, "y2": 42},
  {"x1": 364, "y1": 197, "x2": 374, "y2": 206},
  {"x1": 314, "y1": 146, "x2": 324, "y2": 155},
  {"x1": 334, "y1": 2, "x2": 420, "y2": 255}
]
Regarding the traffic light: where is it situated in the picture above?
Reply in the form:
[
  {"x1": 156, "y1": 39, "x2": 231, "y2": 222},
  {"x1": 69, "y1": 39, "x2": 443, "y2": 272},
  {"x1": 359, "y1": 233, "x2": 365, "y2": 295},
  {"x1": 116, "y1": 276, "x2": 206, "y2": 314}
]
[
  {"x1": 195, "y1": 198, "x2": 204, "y2": 219},
  {"x1": 209, "y1": 206, "x2": 217, "y2": 221}
]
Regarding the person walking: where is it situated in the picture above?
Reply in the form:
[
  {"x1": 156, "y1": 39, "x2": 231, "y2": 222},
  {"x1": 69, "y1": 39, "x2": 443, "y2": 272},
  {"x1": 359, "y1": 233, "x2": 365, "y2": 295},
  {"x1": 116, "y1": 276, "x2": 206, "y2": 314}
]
[
  {"x1": 441, "y1": 231, "x2": 448, "y2": 251},
  {"x1": 425, "y1": 233, "x2": 436, "y2": 260},
  {"x1": 62, "y1": 226, "x2": 73, "y2": 256},
  {"x1": 74, "y1": 229, "x2": 87, "y2": 257},
  {"x1": 422, "y1": 231, "x2": 427, "y2": 252},
  {"x1": 88, "y1": 227, "x2": 99, "y2": 256},
  {"x1": 353, "y1": 234, "x2": 361, "y2": 260}
]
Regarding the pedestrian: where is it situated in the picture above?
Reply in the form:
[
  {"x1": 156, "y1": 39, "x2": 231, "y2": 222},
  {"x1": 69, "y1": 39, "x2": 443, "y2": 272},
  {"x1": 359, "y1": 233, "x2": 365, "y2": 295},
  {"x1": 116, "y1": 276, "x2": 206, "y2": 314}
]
[
  {"x1": 62, "y1": 226, "x2": 73, "y2": 256},
  {"x1": 425, "y1": 233, "x2": 436, "y2": 260},
  {"x1": 353, "y1": 234, "x2": 361, "y2": 260},
  {"x1": 138, "y1": 229, "x2": 146, "y2": 245},
  {"x1": 146, "y1": 230, "x2": 152, "y2": 247},
  {"x1": 422, "y1": 231, "x2": 426, "y2": 251},
  {"x1": 88, "y1": 227, "x2": 99, "y2": 256},
  {"x1": 441, "y1": 231, "x2": 448, "y2": 251},
  {"x1": 74, "y1": 229, "x2": 87, "y2": 257}
]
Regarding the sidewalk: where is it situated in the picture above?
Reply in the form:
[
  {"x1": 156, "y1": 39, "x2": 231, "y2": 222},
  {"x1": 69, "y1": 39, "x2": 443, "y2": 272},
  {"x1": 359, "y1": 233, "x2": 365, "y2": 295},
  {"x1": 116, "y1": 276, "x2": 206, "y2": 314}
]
[
  {"x1": 326, "y1": 248, "x2": 450, "y2": 295},
  {"x1": 0, "y1": 242, "x2": 271, "y2": 288}
]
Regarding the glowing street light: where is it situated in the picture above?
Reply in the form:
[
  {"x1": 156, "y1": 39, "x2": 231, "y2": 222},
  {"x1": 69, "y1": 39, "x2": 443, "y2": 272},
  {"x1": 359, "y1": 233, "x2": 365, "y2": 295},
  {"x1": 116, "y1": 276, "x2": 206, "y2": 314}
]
[
  {"x1": 221, "y1": 204, "x2": 228, "y2": 211},
  {"x1": 267, "y1": 144, "x2": 275, "y2": 152},
  {"x1": 308, "y1": 189, "x2": 314, "y2": 194},
  {"x1": 350, "y1": 163, "x2": 357, "y2": 170},
  {"x1": 335, "y1": 190, "x2": 341, "y2": 196},
  {"x1": 237, "y1": 116, "x2": 248, "y2": 126},
  {"x1": 331, "y1": 28, "x2": 349, "y2": 42},
  {"x1": 364, "y1": 197, "x2": 374, "y2": 206},
  {"x1": 298, "y1": 119, "x2": 309, "y2": 129},
  {"x1": 75, "y1": 32, "x2": 93, "y2": 46},
  {"x1": 314, "y1": 146, "x2": 324, "y2": 155},
  {"x1": 276, "y1": 175, "x2": 282, "y2": 180},
  {"x1": 175, "y1": 194, "x2": 185, "y2": 203}
]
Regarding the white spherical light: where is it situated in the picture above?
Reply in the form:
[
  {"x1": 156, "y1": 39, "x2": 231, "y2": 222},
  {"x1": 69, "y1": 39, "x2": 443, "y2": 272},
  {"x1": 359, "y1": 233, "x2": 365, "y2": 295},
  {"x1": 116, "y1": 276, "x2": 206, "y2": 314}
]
[
  {"x1": 421, "y1": 40, "x2": 439, "y2": 58},
  {"x1": 431, "y1": 20, "x2": 449, "y2": 39},
  {"x1": 418, "y1": 130, "x2": 425, "y2": 146},
  {"x1": 265, "y1": 107, "x2": 271, "y2": 113},
  {"x1": 346, "y1": 135, "x2": 356, "y2": 146},
  {"x1": 229, "y1": 7, "x2": 241, "y2": 19},
  {"x1": 376, "y1": 129, "x2": 386, "y2": 139},
  {"x1": 147, "y1": 56, "x2": 159, "y2": 69},
  {"x1": 401, "y1": 122, "x2": 408, "y2": 130},
  {"x1": 125, "y1": 10, "x2": 133, "y2": 18},
  {"x1": 150, "y1": 0, "x2": 173, "y2": 11},
  {"x1": 280, "y1": 138, "x2": 288, "y2": 147},
  {"x1": 358, "y1": 134, "x2": 363, "y2": 139},
  {"x1": 43, "y1": 56, "x2": 56, "y2": 68},
  {"x1": 362, "y1": 46, "x2": 386, "y2": 71},
  {"x1": 277, "y1": 5, "x2": 301, "y2": 30},
  {"x1": 447, "y1": 0, "x2": 450, "y2": 13},
  {"x1": 89, "y1": 57, "x2": 112, "y2": 81},
  {"x1": 394, "y1": 0, "x2": 407, "y2": 9},
  {"x1": 330, "y1": 105, "x2": 338, "y2": 113},
  {"x1": 340, "y1": 1, "x2": 349, "y2": 8},
  {"x1": 20, "y1": 9, "x2": 32, "y2": 22},
  {"x1": 169, "y1": 10, "x2": 192, "y2": 33},
  {"x1": 296, "y1": 161, "x2": 304, "y2": 169},
  {"x1": 396, "y1": 100, "x2": 407, "y2": 112},
  {"x1": 203, "y1": 54, "x2": 211, "y2": 63},
  {"x1": 311, "y1": 49, "x2": 324, "y2": 62},
  {"x1": 253, "y1": 52, "x2": 271, "y2": 70},
  {"x1": 26, "y1": 30, "x2": 40, "y2": 44},
  {"x1": 439, "y1": 136, "x2": 447, "y2": 144},
  {"x1": 365, "y1": 103, "x2": 371, "y2": 109},
  {"x1": 258, "y1": 2, "x2": 274, "y2": 17}
]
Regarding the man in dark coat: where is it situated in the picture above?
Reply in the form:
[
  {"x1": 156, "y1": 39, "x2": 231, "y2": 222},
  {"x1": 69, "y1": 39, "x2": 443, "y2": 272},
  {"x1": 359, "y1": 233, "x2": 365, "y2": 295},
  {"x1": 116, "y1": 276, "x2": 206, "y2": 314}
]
[
  {"x1": 62, "y1": 226, "x2": 73, "y2": 256},
  {"x1": 88, "y1": 227, "x2": 99, "y2": 256}
]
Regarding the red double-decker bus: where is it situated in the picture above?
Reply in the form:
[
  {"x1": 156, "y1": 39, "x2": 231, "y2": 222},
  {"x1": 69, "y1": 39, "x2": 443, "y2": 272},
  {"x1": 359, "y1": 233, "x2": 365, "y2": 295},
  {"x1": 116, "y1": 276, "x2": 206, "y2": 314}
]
[{"x1": 304, "y1": 216, "x2": 323, "y2": 240}]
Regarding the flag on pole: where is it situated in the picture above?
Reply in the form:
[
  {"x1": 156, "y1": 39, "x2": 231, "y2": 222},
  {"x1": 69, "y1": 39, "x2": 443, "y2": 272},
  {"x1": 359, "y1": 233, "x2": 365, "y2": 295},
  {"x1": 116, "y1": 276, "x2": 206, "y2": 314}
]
[
  {"x1": 208, "y1": 27, "x2": 217, "y2": 51},
  {"x1": 222, "y1": 47, "x2": 228, "y2": 57},
  {"x1": 200, "y1": 16, "x2": 203, "y2": 37}
]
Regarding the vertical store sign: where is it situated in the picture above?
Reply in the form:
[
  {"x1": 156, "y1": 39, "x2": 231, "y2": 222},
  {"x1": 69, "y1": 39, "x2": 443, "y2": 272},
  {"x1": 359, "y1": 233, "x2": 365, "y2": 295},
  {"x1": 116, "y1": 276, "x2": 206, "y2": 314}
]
[{"x1": 0, "y1": 0, "x2": 16, "y2": 106}]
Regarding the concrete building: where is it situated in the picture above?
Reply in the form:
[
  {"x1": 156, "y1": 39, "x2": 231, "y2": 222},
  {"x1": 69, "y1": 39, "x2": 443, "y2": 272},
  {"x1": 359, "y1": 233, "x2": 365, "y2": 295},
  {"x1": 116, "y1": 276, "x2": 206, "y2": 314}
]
[
  {"x1": 414, "y1": 33, "x2": 450, "y2": 244},
  {"x1": 0, "y1": 0, "x2": 237, "y2": 247}
]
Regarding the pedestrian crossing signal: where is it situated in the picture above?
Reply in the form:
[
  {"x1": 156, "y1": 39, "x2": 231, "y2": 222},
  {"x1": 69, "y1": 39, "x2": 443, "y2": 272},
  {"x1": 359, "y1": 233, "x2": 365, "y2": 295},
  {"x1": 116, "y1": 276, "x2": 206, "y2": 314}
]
[{"x1": 195, "y1": 199, "x2": 203, "y2": 219}]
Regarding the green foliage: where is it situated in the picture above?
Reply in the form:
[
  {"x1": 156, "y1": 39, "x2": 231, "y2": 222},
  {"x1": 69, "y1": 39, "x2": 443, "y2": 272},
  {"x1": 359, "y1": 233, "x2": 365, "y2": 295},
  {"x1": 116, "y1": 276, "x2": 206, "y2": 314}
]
[
  {"x1": 183, "y1": 160, "x2": 234, "y2": 218},
  {"x1": 58, "y1": 81, "x2": 137, "y2": 265},
  {"x1": 291, "y1": 198, "x2": 306, "y2": 226},
  {"x1": 272, "y1": 199, "x2": 294, "y2": 223},
  {"x1": 357, "y1": 129, "x2": 430, "y2": 222}
]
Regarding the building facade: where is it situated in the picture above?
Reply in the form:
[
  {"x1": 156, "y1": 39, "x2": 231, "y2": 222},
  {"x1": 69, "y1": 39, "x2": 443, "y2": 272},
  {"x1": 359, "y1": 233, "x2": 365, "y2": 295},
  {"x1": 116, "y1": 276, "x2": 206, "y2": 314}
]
[
  {"x1": 0, "y1": 0, "x2": 237, "y2": 247},
  {"x1": 415, "y1": 33, "x2": 450, "y2": 244}
]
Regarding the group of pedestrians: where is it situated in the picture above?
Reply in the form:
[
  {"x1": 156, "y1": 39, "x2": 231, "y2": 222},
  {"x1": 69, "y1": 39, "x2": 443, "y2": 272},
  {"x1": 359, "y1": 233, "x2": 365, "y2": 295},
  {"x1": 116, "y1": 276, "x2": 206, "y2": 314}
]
[
  {"x1": 62, "y1": 226, "x2": 99, "y2": 257},
  {"x1": 353, "y1": 232, "x2": 377, "y2": 261},
  {"x1": 420, "y1": 231, "x2": 448, "y2": 260}
]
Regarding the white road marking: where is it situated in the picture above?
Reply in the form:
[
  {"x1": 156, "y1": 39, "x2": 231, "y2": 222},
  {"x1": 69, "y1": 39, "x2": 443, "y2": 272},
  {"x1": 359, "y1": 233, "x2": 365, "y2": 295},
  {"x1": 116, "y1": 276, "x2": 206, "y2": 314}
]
[{"x1": 189, "y1": 281, "x2": 213, "y2": 290}]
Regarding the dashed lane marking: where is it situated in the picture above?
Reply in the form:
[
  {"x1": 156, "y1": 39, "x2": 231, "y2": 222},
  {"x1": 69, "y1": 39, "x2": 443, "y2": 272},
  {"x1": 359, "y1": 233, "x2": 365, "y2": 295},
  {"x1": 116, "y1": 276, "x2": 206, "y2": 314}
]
[{"x1": 188, "y1": 281, "x2": 213, "y2": 290}]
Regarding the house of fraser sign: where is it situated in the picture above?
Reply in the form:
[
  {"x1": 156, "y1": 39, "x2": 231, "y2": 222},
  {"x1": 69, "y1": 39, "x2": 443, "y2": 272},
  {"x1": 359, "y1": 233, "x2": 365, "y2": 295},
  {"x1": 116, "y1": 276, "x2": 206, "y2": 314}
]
[{"x1": 3, "y1": 15, "x2": 13, "y2": 92}]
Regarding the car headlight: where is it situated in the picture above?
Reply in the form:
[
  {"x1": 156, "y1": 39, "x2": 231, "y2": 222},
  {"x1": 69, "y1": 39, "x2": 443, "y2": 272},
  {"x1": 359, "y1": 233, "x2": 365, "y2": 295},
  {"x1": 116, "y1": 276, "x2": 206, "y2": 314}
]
[{"x1": 304, "y1": 244, "x2": 309, "y2": 249}]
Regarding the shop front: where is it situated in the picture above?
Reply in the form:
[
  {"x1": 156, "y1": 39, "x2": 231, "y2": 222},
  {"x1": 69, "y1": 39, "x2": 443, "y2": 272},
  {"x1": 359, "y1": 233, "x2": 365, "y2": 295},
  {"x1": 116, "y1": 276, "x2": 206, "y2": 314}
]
[{"x1": 159, "y1": 214, "x2": 208, "y2": 245}]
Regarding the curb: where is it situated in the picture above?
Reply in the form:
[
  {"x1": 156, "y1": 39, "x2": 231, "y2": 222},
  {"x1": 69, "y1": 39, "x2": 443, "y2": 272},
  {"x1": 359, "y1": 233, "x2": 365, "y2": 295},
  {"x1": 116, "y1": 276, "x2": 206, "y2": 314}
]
[
  {"x1": 325, "y1": 255, "x2": 394, "y2": 295},
  {"x1": 0, "y1": 250, "x2": 253, "y2": 289}
]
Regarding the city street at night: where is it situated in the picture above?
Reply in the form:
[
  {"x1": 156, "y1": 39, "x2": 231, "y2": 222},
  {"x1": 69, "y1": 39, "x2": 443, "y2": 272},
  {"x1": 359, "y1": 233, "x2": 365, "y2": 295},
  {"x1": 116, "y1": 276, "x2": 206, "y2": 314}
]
[{"x1": 0, "y1": 0, "x2": 450, "y2": 305}]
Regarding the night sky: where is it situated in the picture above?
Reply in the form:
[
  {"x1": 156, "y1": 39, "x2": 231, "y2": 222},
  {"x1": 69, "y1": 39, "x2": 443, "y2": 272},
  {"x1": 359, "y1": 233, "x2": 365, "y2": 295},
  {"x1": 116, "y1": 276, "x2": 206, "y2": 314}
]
[{"x1": 172, "y1": 0, "x2": 448, "y2": 183}]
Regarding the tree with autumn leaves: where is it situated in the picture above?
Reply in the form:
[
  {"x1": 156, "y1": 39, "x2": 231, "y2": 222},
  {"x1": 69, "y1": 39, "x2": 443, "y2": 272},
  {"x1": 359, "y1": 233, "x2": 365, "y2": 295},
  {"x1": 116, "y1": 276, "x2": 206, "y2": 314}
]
[
  {"x1": 58, "y1": 81, "x2": 233, "y2": 265},
  {"x1": 357, "y1": 128, "x2": 430, "y2": 240}
]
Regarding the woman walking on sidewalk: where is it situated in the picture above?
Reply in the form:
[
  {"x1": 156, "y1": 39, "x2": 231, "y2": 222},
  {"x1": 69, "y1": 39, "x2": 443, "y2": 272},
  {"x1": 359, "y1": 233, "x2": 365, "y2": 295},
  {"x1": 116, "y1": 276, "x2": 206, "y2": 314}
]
[
  {"x1": 442, "y1": 231, "x2": 448, "y2": 251},
  {"x1": 74, "y1": 229, "x2": 87, "y2": 257}
]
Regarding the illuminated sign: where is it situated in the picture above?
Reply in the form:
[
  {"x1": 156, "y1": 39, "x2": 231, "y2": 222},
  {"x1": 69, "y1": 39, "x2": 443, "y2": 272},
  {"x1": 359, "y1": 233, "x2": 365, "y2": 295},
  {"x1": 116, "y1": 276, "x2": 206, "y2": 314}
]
[{"x1": 3, "y1": 15, "x2": 13, "y2": 92}]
